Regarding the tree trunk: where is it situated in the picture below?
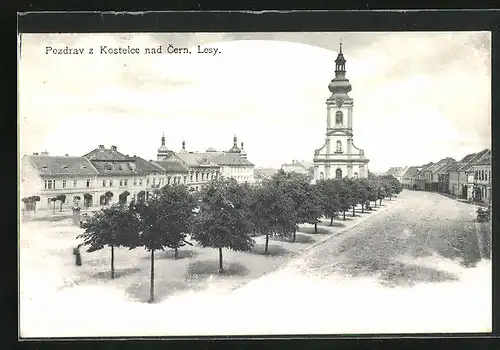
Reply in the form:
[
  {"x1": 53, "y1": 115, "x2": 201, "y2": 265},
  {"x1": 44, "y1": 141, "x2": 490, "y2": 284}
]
[
  {"x1": 53, "y1": 201, "x2": 56, "y2": 213},
  {"x1": 110, "y1": 245, "x2": 115, "y2": 279},
  {"x1": 33, "y1": 203, "x2": 37, "y2": 213},
  {"x1": 352, "y1": 206, "x2": 356, "y2": 217},
  {"x1": 218, "y1": 247, "x2": 224, "y2": 273},
  {"x1": 361, "y1": 203, "x2": 364, "y2": 213},
  {"x1": 292, "y1": 230, "x2": 296, "y2": 242},
  {"x1": 174, "y1": 246, "x2": 179, "y2": 259},
  {"x1": 60, "y1": 202, "x2": 63, "y2": 212},
  {"x1": 380, "y1": 198, "x2": 382, "y2": 205},
  {"x1": 314, "y1": 222, "x2": 318, "y2": 234},
  {"x1": 149, "y1": 249, "x2": 155, "y2": 303},
  {"x1": 330, "y1": 217, "x2": 334, "y2": 226},
  {"x1": 265, "y1": 233, "x2": 269, "y2": 254},
  {"x1": 343, "y1": 210, "x2": 346, "y2": 221}
]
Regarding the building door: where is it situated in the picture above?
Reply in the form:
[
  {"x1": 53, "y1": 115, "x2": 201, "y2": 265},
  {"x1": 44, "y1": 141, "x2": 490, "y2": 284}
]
[
  {"x1": 461, "y1": 185, "x2": 468, "y2": 199},
  {"x1": 335, "y1": 168, "x2": 342, "y2": 179}
]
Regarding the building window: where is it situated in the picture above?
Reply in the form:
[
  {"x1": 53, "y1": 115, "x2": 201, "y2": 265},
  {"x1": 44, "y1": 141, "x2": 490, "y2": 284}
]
[
  {"x1": 320, "y1": 172, "x2": 324, "y2": 180},
  {"x1": 190, "y1": 174, "x2": 193, "y2": 182},
  {"x1": 196, "y1": 172, "x2": 199, "y2": 181},
  {"x1": 336, "y1": 111, "x2": 343, "y2": 124},
  {"x1": 73, "y1": 180, "x2": 77, "y2": 187},
  {"x1": 184, "y1": 176, "x2": 187, "y2": 183},
  {"x1": 86, "y1": 179, "x2": 91, "y2": 188},
  {"x1": 119, "y1": 180, "x2": 123, "y2": 186},
  {"x1": 124, "y1": 179, "x2": 128, "y2": 186},
  {"x1": 44, "y1": 179, "x2": 55, "y2": 189},
  {"x1": 336, "y1": 168, "x2": 342, "y2": 179},
  {"x1": 336, "y1": 140, "x2": 342, "y2": 153},
  {"x1": 167, "y1": 177, "x2": 171, "y2": 185},
  {"x1": 146, "y1": 179, "x2": 150, "y2": 186},
  {"x1": 139, "y1": 179, "x2": 142, "y2": 186},
  {"x1": 102, "y1": 180, "x2": 106, "y2": 187},
  {"x1": 62, "y1": 180, "x2": 67, "y2": 188},
  {"x1": 152, "y1": 178, "x2": 156, "y2": 185},
  {"x1": 485, "y1": 171, "x2": 488, "y2": 182},
  {"x1": 133, "y1": 179, "x2": 137, "y2": 186},
  {"x1": 110, "y1": 180, "x2": 113, "y2": 187}
]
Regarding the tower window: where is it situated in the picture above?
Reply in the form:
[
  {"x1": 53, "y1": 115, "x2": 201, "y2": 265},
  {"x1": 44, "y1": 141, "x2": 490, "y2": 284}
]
[
  {"x1": 336, "y1": 140, "x2": 343, "y2": 153},
  {"x1": 336, "y1": 168, "x2": 342, "y2": 179},
  {"x1": 336, "y1": 111, "x2": 343, "y2": 124},
  {"x1": 320, "y1": 172, "x2": 324, "y2": 180}
]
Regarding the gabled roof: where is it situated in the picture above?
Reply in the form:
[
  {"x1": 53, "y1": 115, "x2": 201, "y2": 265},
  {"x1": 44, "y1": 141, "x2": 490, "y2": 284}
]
[
  {"x1": 89, "y1": 160, "x2": 142, "y2": 176},
  {"x1": 460, "y1": 149, "x2": 489, "y2": 172},
  {"x1": 131, "y1": 156, "x2": 165, "y2": 173},
  {"x1": 419, "y1": 162, "x2": 435, "y2": 172},
  {"x1": 401, "y1": 166, "x2": 419, "y2": 178},
  {"x1": 24, "y1": 155, "x2": 99, "y2": 176},
  {"x1": 427, "y1": 157, "x2": 455, "y2": 174},
  {"x1": 471, "y1": 149, "x2": 491, "y2": 166},
  {"x1": 436, "y1": 161, "x2": 456, "y2": 175},
  {"x1": 175, "y1": 152, "x2": 220, "y2": 168},
  {"x1": 83, "y1": 146, "x2": 133, "y2": 161},
  {"x1": 385, "y1": 167, "x2": 402, "y2": 176},
  {"x1": 153, "y1": 161, "x2": 190, "y2": 173},
  {"x1": 210, "y1": 152, "x2": 254, "y2": 166}
]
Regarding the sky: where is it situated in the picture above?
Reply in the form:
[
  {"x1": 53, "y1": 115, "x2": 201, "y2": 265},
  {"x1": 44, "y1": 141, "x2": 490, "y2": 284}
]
[{"x1": 18, "y1": 32, "x2": 491, "y2": 172}]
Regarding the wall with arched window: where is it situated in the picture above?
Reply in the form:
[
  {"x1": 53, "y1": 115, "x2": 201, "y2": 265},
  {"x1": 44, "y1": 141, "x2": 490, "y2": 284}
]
[
  {"x1": 335, "y1": 111, "x2": 343, "y2": 124},
  {"x1": 336, "y1": 140, "x2": 342, "y2": 153},
  {"x1": 336, "y1": 168, "x2": 342, "y2": 179}
]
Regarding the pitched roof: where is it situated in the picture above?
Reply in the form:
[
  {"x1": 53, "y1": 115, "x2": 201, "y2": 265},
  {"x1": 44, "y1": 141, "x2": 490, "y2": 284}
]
[
  {"x1": 210, "y1": 152, "x2": 254, "y2": 166},
  {"x1": 153, "y1": 161, "x2": 190, "y2": 173},
  {"x1": 131, "y1": 156, "x2": 165, "y2": 173},
  {"x1": 460, "y1": 149, "x2": 489, "y2": 172},
  {"x1": 427, "y1": 157, "x2": 455, "y2": 174},
  {"x1": 385, "y1": 167, "x2": 402, "y2": 176},
  {"x1": 89, "y1": 160, "x2": 142, "y2": 176},
  {"x1": 83, "y1": 146, "x2": 134, "y2": 161},
  {"x1": 419, "y1": 162, "x2": 435, "y2": 172},
  {"x1": 175, "y1": 152, "x2": 220, "y2": 168},
  {"x1": 25, "y1": 155, "x2": 99, "y2": 176},
  {"x1": 471, "y1": 149, "x2": 491, "y2": 166},
  {"x1": 255, "y1": 168, "x2": 279, "y2": 179},
  {"x1": 401, "y1": 166, "x2": 419, "y2": 178}
]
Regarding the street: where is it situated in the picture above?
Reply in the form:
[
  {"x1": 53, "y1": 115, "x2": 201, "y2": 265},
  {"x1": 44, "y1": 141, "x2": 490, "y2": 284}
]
[{"x1": 299, "y1": 189, "x2": 489, "y2": 286}]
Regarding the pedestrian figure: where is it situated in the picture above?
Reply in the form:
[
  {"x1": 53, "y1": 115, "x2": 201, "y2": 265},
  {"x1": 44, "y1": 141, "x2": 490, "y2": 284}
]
[{"x1": 73, "y1": 246, "x2": 82, "y2": 266}]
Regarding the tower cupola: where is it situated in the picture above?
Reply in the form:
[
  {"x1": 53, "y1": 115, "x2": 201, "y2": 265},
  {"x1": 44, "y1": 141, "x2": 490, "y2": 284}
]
[{"x1": 328, "y1": 41, "x2": 352, "y2": 99}]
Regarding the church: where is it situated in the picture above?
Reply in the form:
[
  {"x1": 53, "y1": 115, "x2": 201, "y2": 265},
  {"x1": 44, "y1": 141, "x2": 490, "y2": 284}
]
[{"x1": 313, "y1": 43, "x2": 370, "y2": 181}]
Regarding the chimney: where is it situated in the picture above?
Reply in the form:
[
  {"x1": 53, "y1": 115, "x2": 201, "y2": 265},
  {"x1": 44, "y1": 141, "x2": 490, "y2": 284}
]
[
  {"x1": 99, "y1": 145, "x2": 104, "y2": 149},
  {"x1": 111, "y1": 145, "x2": 117, "y2": 151}
]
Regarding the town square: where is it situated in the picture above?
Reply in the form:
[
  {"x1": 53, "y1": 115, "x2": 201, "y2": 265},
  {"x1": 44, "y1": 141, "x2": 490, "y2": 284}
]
[{"x1": 18, "y1": 32, "x2": 491, "y2": 337}]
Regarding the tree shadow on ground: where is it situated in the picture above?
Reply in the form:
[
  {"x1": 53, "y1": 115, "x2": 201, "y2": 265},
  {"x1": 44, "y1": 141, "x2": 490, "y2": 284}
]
[
  {"x1": 300, "y1": 226, "x2": 337, "y2": 234},
  {"x1": 125, "y1": 279, "x2": 192, "y2": 303},
  {"x1": 333, "y1": 258, "x2": 459, "y2": 288},
  {"x1": 249, "y1": 243, "x2": 290, "y2": 257},
  {"x1": 91, "y1": 267, "x2": 142, "y2": 280},
  {"x1": 293, "y1": 233, "x2": 316, "y2": 244},
  {"x1": 317, "y1": 220, "x2": 346, "y2": 228},
  {"x1": 185, "y1": 260, "x2": 250, "y2": 280},
  {"x1": 141, "y1": 249, "x2": 198, "y2": 260}
]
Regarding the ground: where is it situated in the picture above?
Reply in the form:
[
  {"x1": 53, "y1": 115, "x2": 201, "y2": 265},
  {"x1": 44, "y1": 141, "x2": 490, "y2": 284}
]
[{"x1": 19, "y1": 190, "x2": 491, "y2": 337}]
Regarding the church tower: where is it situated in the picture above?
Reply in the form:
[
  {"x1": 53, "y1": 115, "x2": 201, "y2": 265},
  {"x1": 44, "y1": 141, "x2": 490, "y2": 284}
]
[
  {"x1": 313, "y1": 42, "x2": 369, "y2": 181},
  {"x1": 157, "y1": 133, "x2": 170, "y2": 161}
]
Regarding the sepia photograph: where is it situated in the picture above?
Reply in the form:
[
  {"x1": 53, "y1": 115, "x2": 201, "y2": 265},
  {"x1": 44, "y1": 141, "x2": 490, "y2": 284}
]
[{"x1": 18, "y1": 31, "x2": 492, "y2": 337}]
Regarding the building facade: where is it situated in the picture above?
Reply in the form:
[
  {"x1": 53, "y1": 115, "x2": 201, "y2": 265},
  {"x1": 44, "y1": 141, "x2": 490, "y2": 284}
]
[
  {"x1": 465, "y1": 150, "x2": 491, "y2": 203},
  {"x1": 448, "y1": 149, "x2": 489, "y2": 199},
  {"x1": 155, "y1": 135, "x2": 255, "y2": 190},
  {"x1": 281, "y1": 160, "x2": 314, "y2": 177},
  {"x1": 313, "y1": 43, "x2": 369, "y2": 182}
]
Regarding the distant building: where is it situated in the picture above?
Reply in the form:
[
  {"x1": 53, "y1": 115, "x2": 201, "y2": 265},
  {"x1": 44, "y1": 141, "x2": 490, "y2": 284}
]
[
  {"x1": 254, "y1": 168, "x2": 280, "y2": 184},
  {"x1": 447, "y1": 149, "x2": 489, "y2": 199},
  {"x1": 400, "y1": 166, "x2": 419, "y2": 190},
  {"x1": 155, "y1": 134, "x2": 255, "y2": 191},
  {"x1": 313, "y1": 42, "x2": 369, "y2": 182},
  {"x1": 281, "y1": 160, "x2": 314, "y2": 177},
  {"x1": 464, "y1": 149, "x2": 491, "y2": 203},
  {"x1": 415, "y1": 162, "x2": 435, "y2": 191}
]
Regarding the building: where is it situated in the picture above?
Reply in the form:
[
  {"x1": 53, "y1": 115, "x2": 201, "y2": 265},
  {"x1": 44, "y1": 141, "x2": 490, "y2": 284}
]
[
  {"x1": 400, "y1": 166, "x2": 419, "y2": 190},
  {"x1": 436, "y1": 161, "x2": 456, "y2": 194},
  {"x1": 414, "y1": 162, "x2": 434, "y2": 191},
  {"x1": 281, "y1": 160, "x2": 314, "y2": 177},
  {"x1": 254, "y1": 168, "x2": 280, "y2": 184},
  {"x1": 447, "y1": 149, "x2": 489, "y2": 199},
  {"x1": 465, "y1": 149, "x2": 491, "y2": 203},
  {"x1": 156, "y1": 134, "x2": 255, "y2": 190},
  {"x1": 313, "y1": 43, "x2": 369, "y2": 181},
  {"x1": 424, "y1": 157, "x2": 456, "y2": 192},
  {"x1": 20, "y1": 145, "x2": 171, "y2": 210}
]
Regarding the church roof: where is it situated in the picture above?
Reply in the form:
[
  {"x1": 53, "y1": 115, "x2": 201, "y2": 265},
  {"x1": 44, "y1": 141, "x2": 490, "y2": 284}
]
[
  {"x1": 174, "y1": 152, "x2": 220, "y2": 168},
  {"x1": 24, "y1": 155, "x2": 99, "y2": 176}
]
